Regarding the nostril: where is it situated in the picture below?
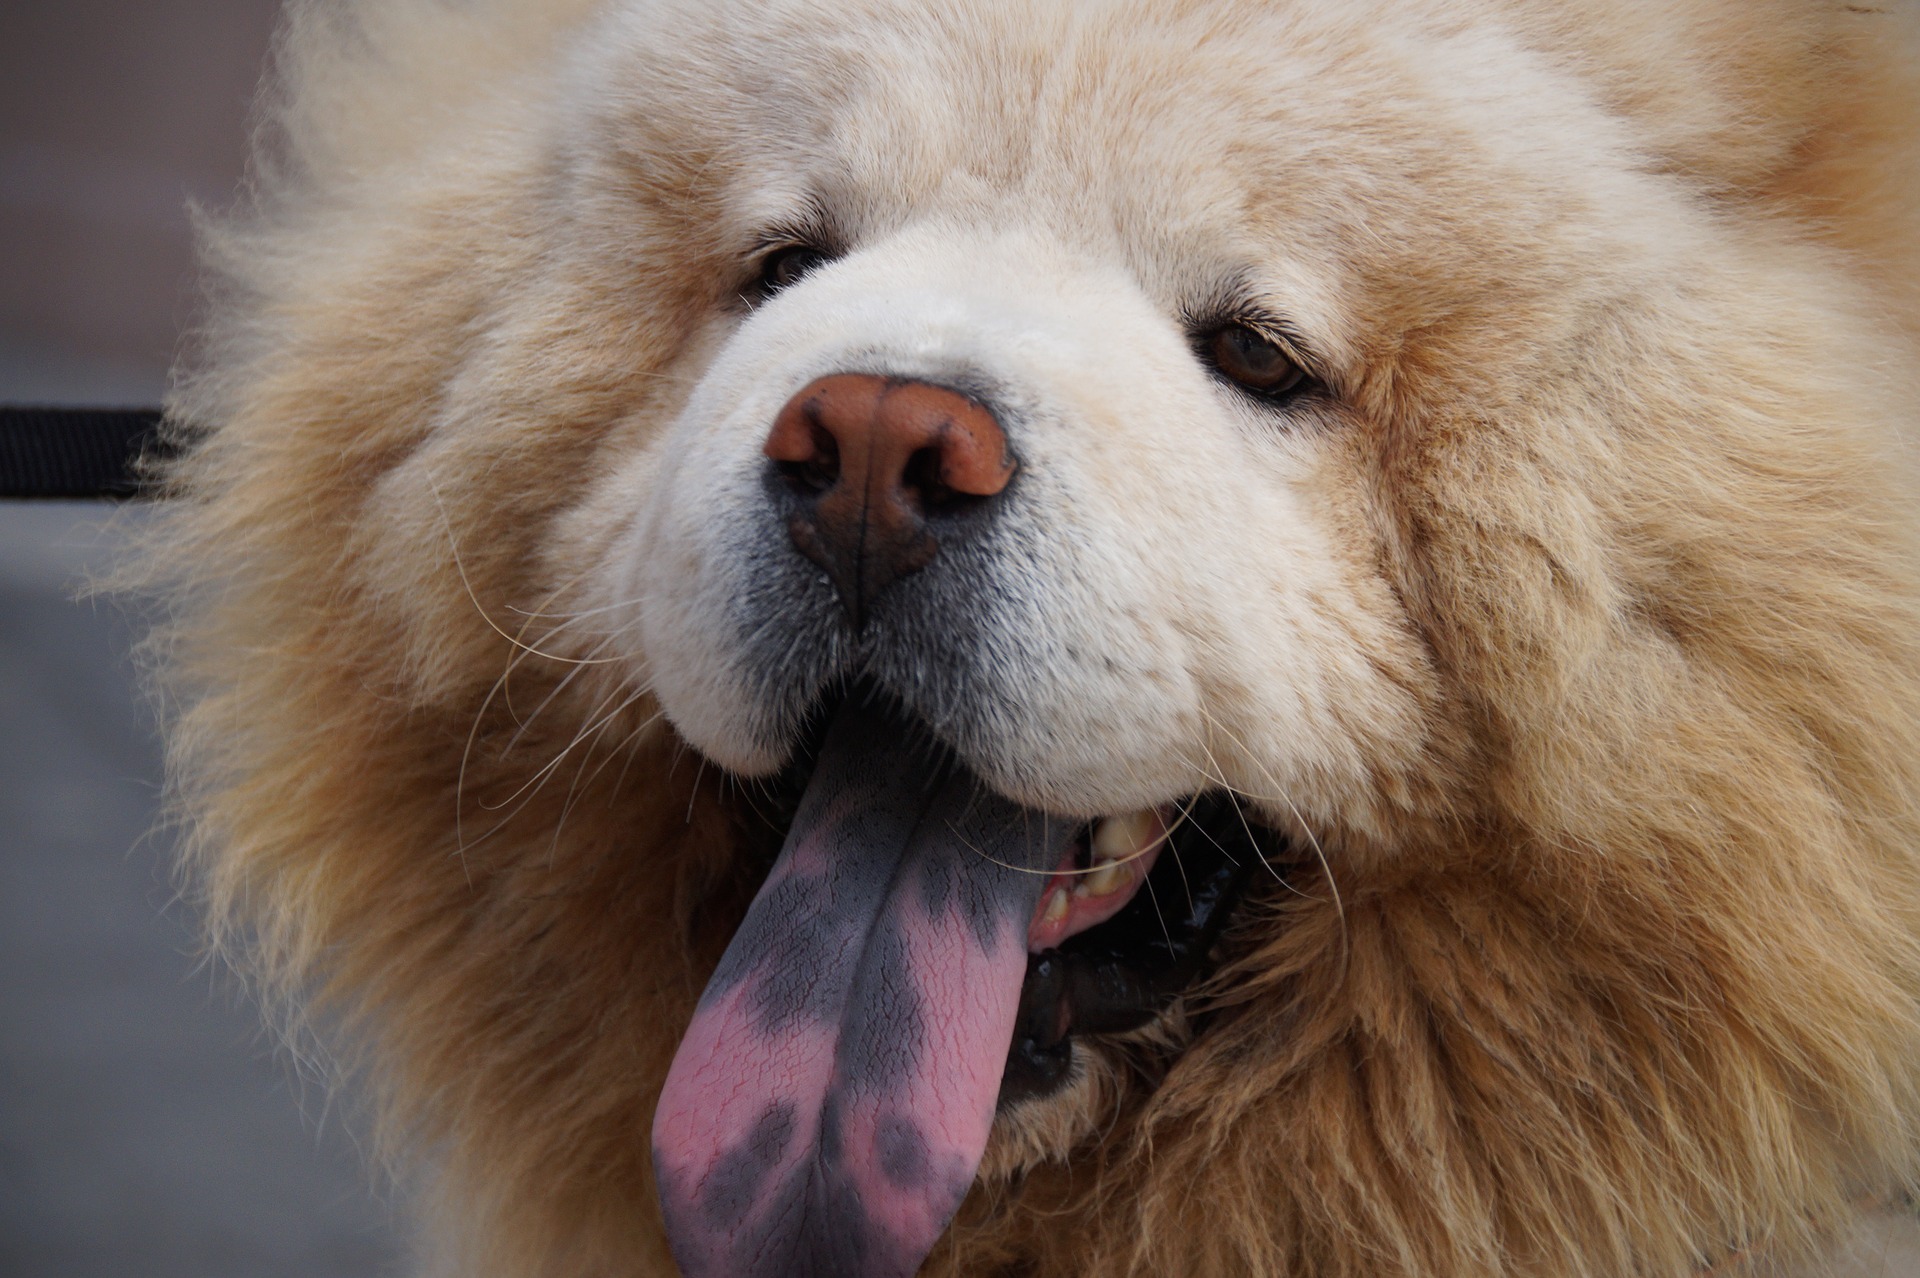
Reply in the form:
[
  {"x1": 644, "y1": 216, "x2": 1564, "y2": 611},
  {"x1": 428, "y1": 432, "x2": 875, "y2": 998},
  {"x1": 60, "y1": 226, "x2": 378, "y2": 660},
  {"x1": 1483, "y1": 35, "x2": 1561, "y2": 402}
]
[
  {"x1": 902, "y1": 446, "x2": 947, "y2": 507},
  {"x1": 903, "y1": 441, "x2": 989, "y2": 515},
  {"x1": 775, "y1": 421, "x2": 840, "y2": 495}
]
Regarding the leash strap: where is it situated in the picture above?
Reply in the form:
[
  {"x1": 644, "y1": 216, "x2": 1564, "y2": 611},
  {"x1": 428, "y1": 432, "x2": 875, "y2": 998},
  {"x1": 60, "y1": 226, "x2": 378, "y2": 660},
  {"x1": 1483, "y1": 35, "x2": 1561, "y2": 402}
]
[{"x1": 0, "y1": 406, "x2": 169, "y2": 499}]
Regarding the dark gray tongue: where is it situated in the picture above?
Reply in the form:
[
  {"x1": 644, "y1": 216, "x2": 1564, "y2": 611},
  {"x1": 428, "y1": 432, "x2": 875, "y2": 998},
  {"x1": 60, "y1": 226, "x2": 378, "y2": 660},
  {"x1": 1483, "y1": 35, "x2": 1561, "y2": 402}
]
[{"x1": 651, "y1": 697, "x2": 1069, "y2": 1278}]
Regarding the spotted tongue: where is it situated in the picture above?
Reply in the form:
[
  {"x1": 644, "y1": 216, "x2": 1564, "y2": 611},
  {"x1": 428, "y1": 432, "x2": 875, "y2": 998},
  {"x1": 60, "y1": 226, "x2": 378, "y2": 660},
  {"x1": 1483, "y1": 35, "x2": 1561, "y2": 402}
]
[{"x1": 652, "y1": 698, "x2": 1068, "y2": 1278}]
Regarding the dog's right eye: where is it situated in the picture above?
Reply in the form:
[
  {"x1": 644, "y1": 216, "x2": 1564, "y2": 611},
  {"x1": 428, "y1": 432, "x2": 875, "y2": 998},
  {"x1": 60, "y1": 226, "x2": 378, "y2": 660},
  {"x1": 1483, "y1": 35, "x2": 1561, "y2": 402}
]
[
  {"x1": 1201, "y1": 323, "x2": 1310, "y2": 401},
  {"x1": 757, "y1": 245, "x2": 832, "y2": 296}
]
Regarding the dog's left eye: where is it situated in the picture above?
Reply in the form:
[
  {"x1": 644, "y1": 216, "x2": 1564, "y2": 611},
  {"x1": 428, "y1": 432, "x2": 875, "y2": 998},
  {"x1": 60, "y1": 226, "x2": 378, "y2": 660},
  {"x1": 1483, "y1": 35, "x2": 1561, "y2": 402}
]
[
  {"x1": 757, "y1": 245, "x2": 832, "y2": 295},
  {"x1": 1202, "y1": 324, "x2": 1309, "y2": 400}
]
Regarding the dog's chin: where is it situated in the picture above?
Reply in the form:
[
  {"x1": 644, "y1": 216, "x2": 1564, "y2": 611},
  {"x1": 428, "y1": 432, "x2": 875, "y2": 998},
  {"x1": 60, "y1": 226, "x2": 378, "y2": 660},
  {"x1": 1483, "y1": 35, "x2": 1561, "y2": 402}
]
[
  {"x1": 978, "y1": 1005, "x2": 1200, "y2": 1179},
  {"x1": 979, "y1": 1037, "x2": 1126, "y2": 1178}
]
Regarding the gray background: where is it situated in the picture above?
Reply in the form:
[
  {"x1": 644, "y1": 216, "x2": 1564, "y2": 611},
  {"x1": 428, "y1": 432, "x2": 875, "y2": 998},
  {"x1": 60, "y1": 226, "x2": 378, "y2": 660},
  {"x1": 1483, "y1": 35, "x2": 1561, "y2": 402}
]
[{"x1": 2, "y1": 3, "x2": 406, "y2": 1274}]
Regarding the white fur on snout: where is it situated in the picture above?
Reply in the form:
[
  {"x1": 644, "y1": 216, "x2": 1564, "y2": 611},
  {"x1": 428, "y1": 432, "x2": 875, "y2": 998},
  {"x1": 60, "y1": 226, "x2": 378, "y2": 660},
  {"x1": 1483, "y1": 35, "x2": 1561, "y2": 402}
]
[{"x1": 602, "y1": 224, "x2": 1415, "y2": 819}]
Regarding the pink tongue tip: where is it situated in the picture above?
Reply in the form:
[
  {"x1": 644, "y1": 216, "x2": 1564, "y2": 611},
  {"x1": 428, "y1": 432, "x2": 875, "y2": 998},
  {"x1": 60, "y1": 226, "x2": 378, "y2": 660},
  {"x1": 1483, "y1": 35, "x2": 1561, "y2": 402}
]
[{"x1": 651, "y1": 700, "x2": 1068, "y2": 1278}]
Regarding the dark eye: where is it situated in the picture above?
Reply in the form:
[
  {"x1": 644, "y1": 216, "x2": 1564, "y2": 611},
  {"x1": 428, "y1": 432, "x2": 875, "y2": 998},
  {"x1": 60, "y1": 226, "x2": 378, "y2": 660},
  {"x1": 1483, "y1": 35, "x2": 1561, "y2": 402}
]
[
  {"x1": 757, "y1": 245, "x2": 831, "y2": 295},
  {"x1": 1202, "y1": 324, "x2": 1309, "y2": 399}
]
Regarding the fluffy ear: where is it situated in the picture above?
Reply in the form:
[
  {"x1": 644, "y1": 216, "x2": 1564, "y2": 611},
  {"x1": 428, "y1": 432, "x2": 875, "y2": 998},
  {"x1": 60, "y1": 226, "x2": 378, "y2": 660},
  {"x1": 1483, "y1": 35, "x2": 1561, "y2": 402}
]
[
  {"x1": 1775, "y1": 3, "x2": 1920, "y2": 338},
  {"x1": 1521, "y1": 0, "x2": 1920, "y2": 328},
  {"x1": 247, "y1": 0, "x2": 602, "y2": 189},
  {"x1": 1521, "y1": 0, "x2": 1833, "y2": 188},
  {"x1": 1520, "y1": 1, "x2": 1912, "y2": 180}
]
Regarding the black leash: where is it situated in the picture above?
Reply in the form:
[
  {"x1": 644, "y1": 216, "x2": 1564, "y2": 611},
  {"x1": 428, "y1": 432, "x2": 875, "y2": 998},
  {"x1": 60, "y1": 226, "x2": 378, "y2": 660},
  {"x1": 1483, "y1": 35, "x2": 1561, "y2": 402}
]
[{"x1": 0, "y1": 406, "x2": 171, "y2": 499}]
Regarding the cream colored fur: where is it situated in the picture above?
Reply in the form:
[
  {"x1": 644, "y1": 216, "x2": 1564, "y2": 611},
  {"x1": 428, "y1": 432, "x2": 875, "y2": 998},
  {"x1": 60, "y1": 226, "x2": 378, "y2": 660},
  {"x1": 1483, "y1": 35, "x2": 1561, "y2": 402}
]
[{"x1": 141, "y1": 0, "x2": 1920, "y2": 1273}]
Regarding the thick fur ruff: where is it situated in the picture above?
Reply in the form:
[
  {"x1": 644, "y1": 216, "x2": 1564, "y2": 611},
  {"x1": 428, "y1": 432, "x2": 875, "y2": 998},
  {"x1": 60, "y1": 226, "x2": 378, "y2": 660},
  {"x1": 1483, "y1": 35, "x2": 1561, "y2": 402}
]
[{"x1": 139, "y1": 0, "x2": 1920, "y2": 1274}]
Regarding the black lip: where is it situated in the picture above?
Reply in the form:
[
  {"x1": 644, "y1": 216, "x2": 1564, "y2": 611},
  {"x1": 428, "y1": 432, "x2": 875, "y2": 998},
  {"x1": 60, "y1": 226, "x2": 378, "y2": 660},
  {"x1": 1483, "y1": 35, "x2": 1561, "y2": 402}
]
[{"x1": 997, "y1": 792, "x2": 1285, "y2": 1108}]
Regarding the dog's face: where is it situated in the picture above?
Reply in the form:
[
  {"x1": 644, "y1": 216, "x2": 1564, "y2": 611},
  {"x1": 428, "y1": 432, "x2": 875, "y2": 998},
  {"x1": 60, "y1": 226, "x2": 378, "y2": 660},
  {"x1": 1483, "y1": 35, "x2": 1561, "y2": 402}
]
[
  {"x1": 387, "y1": 1, "x2": 1728, "y2": 1270},
  {"x1": 183, "y1": 0, "x2": 1920, "y2": 1273},
  {"x1": 577, "y1": 4, "x2": 1431, "y2": 825},
  {"x1": 556, "y1": 0, "x2": 1637, "y2": 822}
]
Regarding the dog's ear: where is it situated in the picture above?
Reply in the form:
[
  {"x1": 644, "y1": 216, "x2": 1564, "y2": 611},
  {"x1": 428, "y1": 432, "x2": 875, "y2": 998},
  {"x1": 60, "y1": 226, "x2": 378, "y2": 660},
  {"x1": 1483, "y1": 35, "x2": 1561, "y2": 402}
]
[
  {"x1": 1769, "y1": 2, "x2": 1920, "y2": 338},
  {"x1": 1532, "y1": 0, "x2": 1912, "y2": 189},
  {"x1": 1534, "y1": 0, "x2": 1920, "y2": 329}
]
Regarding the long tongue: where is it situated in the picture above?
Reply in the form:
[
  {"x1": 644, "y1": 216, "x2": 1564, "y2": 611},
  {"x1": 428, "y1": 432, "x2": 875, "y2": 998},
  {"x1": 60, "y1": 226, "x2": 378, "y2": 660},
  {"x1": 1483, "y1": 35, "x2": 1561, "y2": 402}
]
[{"x1": 652, "y1": 698, "x2": 1068, "y2": 1278}]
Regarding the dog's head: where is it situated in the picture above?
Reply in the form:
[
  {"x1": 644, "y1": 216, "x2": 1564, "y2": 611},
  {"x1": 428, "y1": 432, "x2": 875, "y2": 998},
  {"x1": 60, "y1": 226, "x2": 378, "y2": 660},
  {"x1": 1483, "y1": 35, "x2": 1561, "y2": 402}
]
[
  {"x1": 560, "y1": 9, "x2": 1510, "y2": 1267},
  {"x1": 159, "y1": 0, "x2": 1920, "y2": 1274}
]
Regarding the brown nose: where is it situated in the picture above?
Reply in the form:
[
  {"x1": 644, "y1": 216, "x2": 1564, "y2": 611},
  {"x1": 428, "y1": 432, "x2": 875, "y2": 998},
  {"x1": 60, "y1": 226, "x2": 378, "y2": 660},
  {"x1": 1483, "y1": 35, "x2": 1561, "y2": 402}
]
[{"x1": 765, "y1": 373, "x2": 1016, "y2": 627}]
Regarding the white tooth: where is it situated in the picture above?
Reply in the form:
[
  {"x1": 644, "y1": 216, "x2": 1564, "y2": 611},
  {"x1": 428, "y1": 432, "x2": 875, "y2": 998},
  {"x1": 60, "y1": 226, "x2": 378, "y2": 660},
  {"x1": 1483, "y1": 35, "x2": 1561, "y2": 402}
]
[
  {"x1": 1090, "y1": 817, "x2": 1128, "y2": 865},
  {"x1": 1092, "y1": 809, "x2": 1156, "y2": 865},
  {"x1": 1084, "y1": 860, "x2": 1128, "y2": 897},
  {"x1": 1042, "y1": 887, "x2": 1070, "y2": 924}
]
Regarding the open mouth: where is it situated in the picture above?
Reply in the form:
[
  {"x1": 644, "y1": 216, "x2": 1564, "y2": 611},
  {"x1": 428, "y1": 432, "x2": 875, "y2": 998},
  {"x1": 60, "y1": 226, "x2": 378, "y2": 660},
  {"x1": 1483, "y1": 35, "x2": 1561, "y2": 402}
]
[
  {"x1": 1000, "y1": 789, "x2": 1281, "y2": 1106},
  {"x1": 650, "y1": 686, "x2": 1286, "y2": 1278}
]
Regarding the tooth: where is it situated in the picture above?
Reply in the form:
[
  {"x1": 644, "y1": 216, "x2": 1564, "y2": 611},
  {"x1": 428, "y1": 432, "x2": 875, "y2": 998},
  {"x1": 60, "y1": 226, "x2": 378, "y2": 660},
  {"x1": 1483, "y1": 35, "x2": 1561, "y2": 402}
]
[
  {"x1": 1084, "y1": 860, "x2": 1128, "y2": 897},
  {"x1": 1091, "y1": 809, "x2": 1156, "y2": 865},
  {"x1": 1042, "y1": 887, "x2": 1070, "y2": 924}
]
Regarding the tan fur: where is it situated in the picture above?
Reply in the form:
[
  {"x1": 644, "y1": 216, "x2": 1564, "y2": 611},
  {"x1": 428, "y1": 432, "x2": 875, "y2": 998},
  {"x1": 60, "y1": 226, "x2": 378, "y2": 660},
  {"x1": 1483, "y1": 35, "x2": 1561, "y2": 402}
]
[{"x1": 138, "y1": 0, "x2": 1920, "y2": 1274}]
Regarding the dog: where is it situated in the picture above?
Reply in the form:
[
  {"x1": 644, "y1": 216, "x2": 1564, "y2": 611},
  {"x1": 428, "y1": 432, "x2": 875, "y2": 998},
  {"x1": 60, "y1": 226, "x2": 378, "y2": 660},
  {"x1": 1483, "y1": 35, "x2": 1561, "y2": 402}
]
[{"x1": 143, "y1": 0, "x2": 1920, "y2": 1273}]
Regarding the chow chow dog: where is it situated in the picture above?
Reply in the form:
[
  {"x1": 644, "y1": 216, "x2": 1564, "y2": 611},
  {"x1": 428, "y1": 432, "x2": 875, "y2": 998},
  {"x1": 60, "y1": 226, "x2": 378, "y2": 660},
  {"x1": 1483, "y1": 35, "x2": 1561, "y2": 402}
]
[{"x1": 143, "y1": 0, "x2": 1920, "y2": 1273}]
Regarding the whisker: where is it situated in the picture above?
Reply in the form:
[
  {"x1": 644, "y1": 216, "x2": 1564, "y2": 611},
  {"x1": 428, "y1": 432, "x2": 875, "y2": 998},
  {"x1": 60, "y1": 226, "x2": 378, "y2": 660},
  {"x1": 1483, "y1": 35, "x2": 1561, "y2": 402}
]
[
  {"x1": 608, "y1": 710, "x2": 668, "y2": 808},
  {"x1": 946, "y1": 794, "x2": 1204, "y2": 879},
  {"x1": 429, "y1": 478, "x2": 627, "y2": 666},
  {"x1": 501, "y1": 637, "x2": 621, "y2": 755},
  {"x1": 1191, "y1": 735, "x2": 1295, "y2": 890},
  {"x1": 589, "y1": 708, "x2": 668, "y2": 805},
  {"x1": 453, "y1": 664, "x2": 515, "y2": 886},
  {"x1": 463, "y1": 684, "x2": 656, "y2": 849},
  {"x1": 1198, "y1": 711, "x2": 1349, "y2": 973},
  {"x1": 1141, "y1": 866, "x2": 1175, "y2": 954},
  {"x1": 504, "y1": 594, "x2": 646, "y2": 626},
  {"x1": 544, "y1": 704, "x2": 627, "y2": 869},
  {"x1": 1169, "y1": 815, "x2": 1195, "y2": 915},
  {"x1": 483, "y1": 683, "x2": 650, "y2": 813}
]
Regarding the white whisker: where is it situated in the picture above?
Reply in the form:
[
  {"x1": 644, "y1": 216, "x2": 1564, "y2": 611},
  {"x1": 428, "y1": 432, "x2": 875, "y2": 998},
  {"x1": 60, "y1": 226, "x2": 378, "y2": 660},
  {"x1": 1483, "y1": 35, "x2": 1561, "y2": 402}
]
[{"x1": 429, "y1": 478, "x2": 627, "y2": 667}]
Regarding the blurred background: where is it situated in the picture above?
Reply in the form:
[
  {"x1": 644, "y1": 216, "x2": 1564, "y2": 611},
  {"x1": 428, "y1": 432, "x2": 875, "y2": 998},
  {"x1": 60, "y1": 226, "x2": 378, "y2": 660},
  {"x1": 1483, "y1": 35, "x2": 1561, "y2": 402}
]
[{"x1": 1, "y1": 3, "x2": 406, "y2": 1274}]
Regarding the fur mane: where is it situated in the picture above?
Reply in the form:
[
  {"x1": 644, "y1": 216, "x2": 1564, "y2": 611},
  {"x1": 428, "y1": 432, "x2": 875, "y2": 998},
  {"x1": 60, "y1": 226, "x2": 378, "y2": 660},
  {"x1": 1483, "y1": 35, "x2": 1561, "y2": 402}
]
[{"x1": 138, "y1": 1, "x2": 1920, "y2": 1274}]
